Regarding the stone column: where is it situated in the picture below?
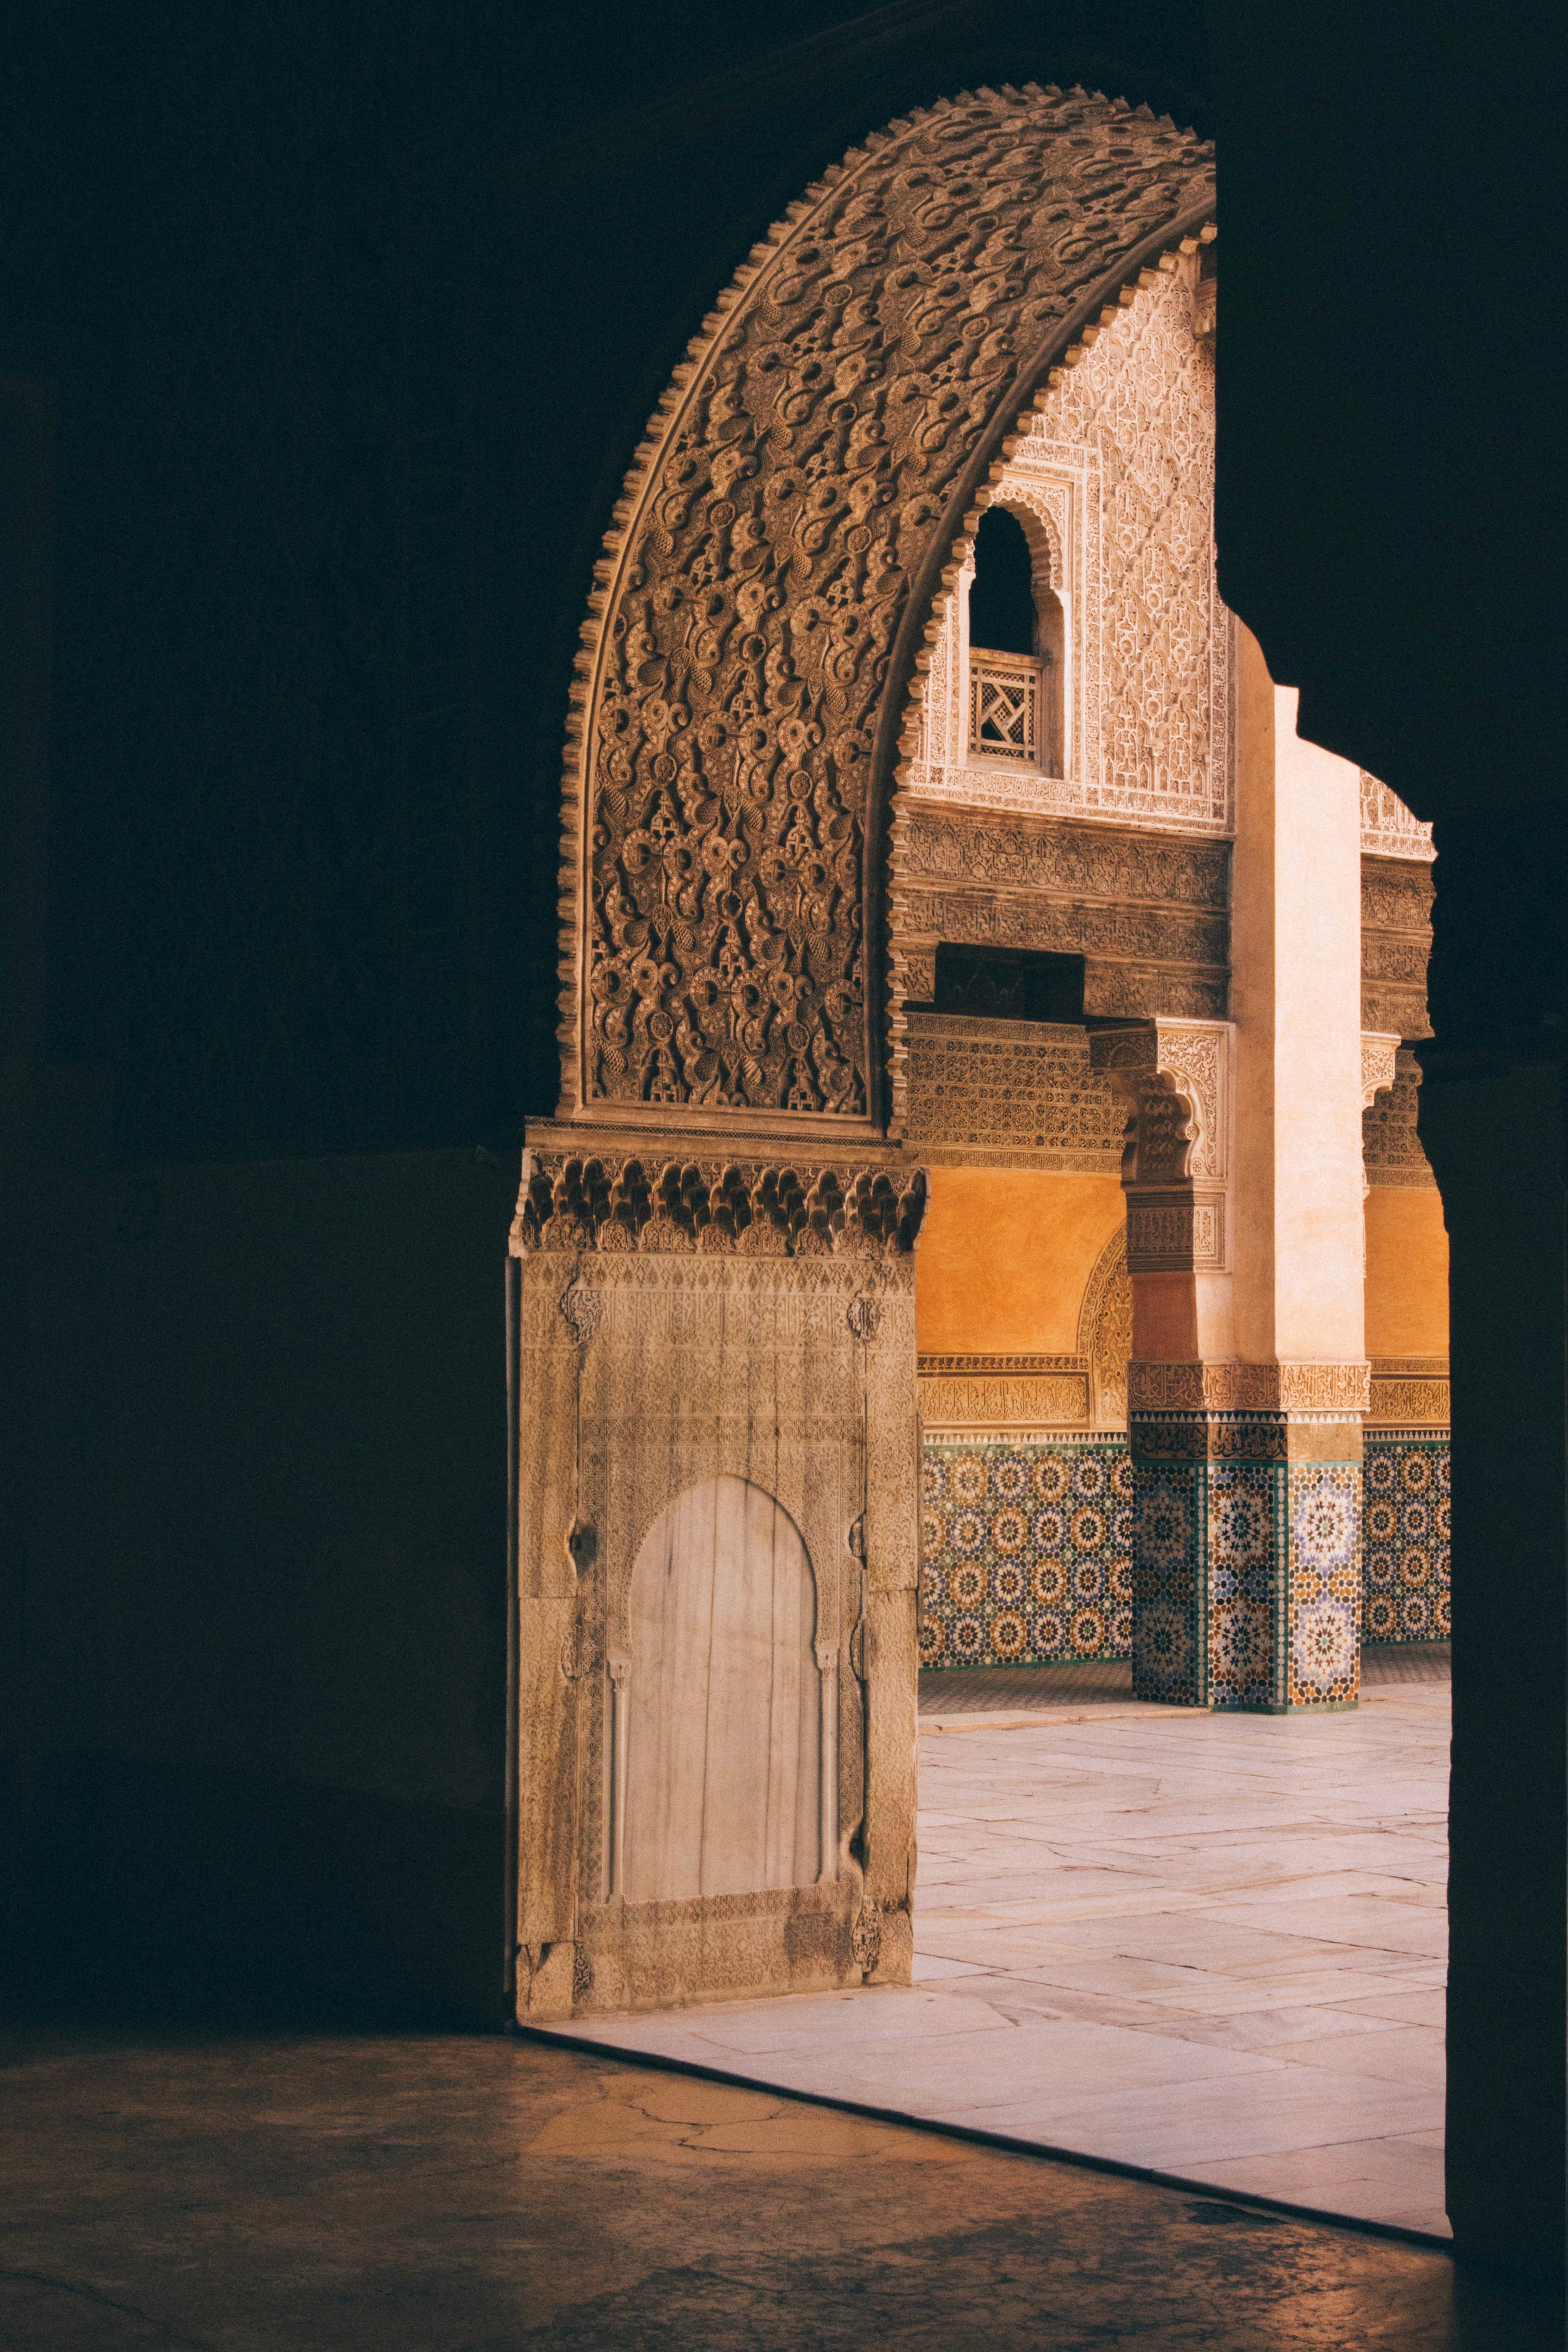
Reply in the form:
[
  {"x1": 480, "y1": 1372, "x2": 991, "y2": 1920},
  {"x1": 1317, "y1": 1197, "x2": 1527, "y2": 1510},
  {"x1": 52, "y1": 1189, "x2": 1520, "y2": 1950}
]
[
  {"x1": 1092, "y1": 1017, "x2": 1236, "y2": 1707},
  {"x1": 1097, "y1": 630, "x2": 1370, "y2": 1711},
  {"x1": 1227, "y1": 628, "x2": 1370, "y2": 1710}
]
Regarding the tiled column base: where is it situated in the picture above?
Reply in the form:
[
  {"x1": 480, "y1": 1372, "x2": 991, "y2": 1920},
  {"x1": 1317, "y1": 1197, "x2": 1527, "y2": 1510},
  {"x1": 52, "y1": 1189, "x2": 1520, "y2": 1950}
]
[{"x1": 1131, "y1": 1412, "x2": 1363, "y2": 1711}]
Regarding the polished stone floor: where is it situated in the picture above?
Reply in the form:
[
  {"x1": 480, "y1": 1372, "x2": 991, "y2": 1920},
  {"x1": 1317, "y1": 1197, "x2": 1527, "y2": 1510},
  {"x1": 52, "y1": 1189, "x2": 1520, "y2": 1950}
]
[
  {"x1": 0, "y1": 2027, "x2": 1548, "y2": 2348},
  {"x1": 554, "y1": 1651, "x2": 1451, "y2": 2239}
]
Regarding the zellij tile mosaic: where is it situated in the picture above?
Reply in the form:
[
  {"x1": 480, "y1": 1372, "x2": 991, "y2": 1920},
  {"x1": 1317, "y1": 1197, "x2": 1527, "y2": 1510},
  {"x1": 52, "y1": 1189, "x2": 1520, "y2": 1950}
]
[
  {"x1": 1130, "y1": 1460, "x2": 1202, "y2": 1705},
  {"x1": 921, "y1": 1437, "x2": 1133, "y2": 1670},
  {"x1": 1286, "y1": 1461, "x2": 1362, "y2": 1707},
  {"x1": 1362, "y1": 1432, "x2": 1451, "y2": 1642},
  {"x1": 920, "y1": 1428, "x2": 1450, "y2": 1677},
  {"x1": 1207, "y1": 1460, "x2": 1277, "y2": 1710}
]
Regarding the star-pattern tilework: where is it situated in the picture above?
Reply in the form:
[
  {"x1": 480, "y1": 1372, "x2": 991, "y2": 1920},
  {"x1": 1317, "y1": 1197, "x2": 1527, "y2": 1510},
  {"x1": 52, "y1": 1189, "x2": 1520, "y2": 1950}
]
[
  {"x1": 1207, "y1": 1460, "x2": 1280, "y2": 1710},
  {"x1": 1131, "y1": 1460, "x2": 1203, "y2": 1705},
  {"x1": 1362, "y1": 1432, "x2": 1451, "y2": 1642},
  {"x1": 921, "y1": 1438, "x2": 1133, "y2": 1670},
  {"x1": 1287, "y1": 1462, "x2": 1362, "y2": 1707}
]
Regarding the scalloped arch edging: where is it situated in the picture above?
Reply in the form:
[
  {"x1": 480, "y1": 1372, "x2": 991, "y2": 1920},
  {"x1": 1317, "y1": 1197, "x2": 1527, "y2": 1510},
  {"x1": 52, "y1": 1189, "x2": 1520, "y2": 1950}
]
[{"x1": 557, "y1": 82, "x2": 1215, "y2": 1133}]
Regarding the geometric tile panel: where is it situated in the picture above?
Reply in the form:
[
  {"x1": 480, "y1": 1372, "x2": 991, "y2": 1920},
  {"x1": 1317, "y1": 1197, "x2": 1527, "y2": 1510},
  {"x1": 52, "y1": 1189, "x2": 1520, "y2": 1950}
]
[
  {"x1": 1207, "y1": 1460, "x2": 1279, "y2": 1711},
  {"x1": 1287, "y1": 1462, "x2": 1363, "y2": 1708},
  {"x1": 921, "y1": 1436, "x2": 1133, "y2": 1670},
  {"x1": 1362, "y1": 1431, "x2": 1451, "y2": 1643},
  {"x1": 1130, "y1": 1460, "x2": 1204, "y2": 1706}
]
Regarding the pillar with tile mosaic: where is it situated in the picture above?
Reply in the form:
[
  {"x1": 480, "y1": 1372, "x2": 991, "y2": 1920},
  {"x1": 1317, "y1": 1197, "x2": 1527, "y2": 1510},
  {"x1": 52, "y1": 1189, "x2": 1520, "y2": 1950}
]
[{"x1": 1121, "y1": 1371, "x2": 1366, "y2": 1712}]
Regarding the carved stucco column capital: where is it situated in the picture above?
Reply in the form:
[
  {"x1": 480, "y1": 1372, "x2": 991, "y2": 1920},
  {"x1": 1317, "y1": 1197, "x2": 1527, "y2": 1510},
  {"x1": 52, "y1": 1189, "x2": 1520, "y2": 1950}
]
[
  {"x1": 1091, "y1": 1018, "x2": 1236, "y2": 1278},
  {"x1": 1360, "y1": 1031, "x2": 1401, "y2": 1111}
]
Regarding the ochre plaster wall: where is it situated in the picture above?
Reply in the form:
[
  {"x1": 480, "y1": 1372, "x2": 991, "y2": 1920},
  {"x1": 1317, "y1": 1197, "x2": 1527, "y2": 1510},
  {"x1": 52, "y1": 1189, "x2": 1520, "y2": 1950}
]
[
  {"x1": 1365, "y1": 1188, "x2": 1450, "y2": 1357},
  {"x1": 916, "y1": 1170, "x2": 1124, "y2": 1354}
]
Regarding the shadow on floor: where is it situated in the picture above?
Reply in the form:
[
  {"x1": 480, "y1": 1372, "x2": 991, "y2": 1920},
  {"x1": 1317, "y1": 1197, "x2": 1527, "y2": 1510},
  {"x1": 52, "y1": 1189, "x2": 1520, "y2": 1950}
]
[{"x1": 0, "y1": 2027, "x2": 1554, "y2": 2350}]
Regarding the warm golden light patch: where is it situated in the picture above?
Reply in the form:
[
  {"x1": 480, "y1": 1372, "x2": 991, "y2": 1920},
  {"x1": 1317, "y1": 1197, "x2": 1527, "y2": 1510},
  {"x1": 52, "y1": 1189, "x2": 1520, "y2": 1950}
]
[
  {"x1": 916, "y1": 1170, "x2": 1124, "y2": 1355},
  {"x1": 1365, "y1": 1187, "x2": 1450, "y2": 1358}
]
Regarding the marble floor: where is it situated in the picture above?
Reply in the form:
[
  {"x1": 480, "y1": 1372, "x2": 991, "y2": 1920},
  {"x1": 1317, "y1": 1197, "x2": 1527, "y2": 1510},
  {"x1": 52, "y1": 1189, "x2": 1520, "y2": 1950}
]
[{"x1": 548, "y1": 1650, "x2": 1451, "y2": 2240}]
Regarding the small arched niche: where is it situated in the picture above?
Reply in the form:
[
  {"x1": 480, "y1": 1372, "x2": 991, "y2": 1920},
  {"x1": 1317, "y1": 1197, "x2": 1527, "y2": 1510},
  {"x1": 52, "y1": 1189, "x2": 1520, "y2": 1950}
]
[
  {"x1": 620, "y1": 1476, "x2": 825, "y2": 1904},
  {"x1": 966, "y1": 504, "x2": 1066, "y2": 775}
]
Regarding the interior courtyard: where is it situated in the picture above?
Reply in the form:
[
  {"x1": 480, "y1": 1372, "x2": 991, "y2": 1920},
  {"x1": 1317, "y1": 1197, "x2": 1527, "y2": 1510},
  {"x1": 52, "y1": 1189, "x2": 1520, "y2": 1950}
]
[
  {"x1": 511, "y1": 70, "x2": 1460, "y2": 2247},
  {"x1": 2, "y1": 5, "x2": 1562, "y2": 2347}
]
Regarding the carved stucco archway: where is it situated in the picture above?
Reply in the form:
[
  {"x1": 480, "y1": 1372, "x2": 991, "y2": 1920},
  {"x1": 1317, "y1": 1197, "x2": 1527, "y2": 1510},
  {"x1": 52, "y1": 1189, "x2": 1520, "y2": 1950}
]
[
  {"x1": 519, "y1": 84, "x2": 1220, "y2": 2025},
  {"x1": 557, "y1": 84, "x2": 1215, "y2": 1135}
]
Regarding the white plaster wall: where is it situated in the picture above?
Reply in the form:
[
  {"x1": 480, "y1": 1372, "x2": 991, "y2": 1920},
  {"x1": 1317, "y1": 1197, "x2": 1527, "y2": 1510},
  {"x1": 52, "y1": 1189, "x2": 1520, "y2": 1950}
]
[{"x1": 1231, "y1": 629, "x2": 1367, "y2": 1367}]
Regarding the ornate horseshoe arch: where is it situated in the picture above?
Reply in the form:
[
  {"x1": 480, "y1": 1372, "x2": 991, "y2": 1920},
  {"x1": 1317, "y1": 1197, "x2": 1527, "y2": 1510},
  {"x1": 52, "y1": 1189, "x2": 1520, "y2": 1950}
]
[
  {"x1": 516, "y1": 84, "x2": 1218, "y2": 2026},
  {"x1": 556, "y1": 84, "x2": 1215, "y2": 1137}
]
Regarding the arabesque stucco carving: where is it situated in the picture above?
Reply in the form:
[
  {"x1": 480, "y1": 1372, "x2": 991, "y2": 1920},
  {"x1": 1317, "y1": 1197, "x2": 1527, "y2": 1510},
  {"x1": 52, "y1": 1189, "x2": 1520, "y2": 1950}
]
[{"x1": 561, "y1": 87, "x2": 1214, "y2": 1126}]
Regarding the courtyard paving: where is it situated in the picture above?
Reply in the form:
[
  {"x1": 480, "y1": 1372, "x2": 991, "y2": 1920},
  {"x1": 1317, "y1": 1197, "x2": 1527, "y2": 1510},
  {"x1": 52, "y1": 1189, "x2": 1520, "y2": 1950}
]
[{"x1": 548, "y1": 1648, "x2": 1450, "y2": 2239}]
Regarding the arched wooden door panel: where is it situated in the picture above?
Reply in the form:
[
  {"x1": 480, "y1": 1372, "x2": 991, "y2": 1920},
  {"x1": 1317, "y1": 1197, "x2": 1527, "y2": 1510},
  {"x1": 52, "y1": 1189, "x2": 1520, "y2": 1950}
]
[{"x1": 621, "y1": 1476, "x2": 821, "y2": 1904}]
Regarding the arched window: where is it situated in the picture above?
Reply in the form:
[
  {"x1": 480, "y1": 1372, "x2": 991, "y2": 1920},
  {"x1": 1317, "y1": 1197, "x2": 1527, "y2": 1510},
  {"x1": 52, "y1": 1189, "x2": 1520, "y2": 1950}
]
[
  {"x1": 968, "y1": 506, "x2": 1036, "y2": 655},
  {"x1": 967, "y1": 505, "x2": 1066, "y2": 774}
]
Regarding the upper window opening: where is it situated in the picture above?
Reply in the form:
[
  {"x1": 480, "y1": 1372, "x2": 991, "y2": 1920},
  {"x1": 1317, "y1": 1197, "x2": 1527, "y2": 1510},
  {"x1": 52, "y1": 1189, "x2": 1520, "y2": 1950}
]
[
  {"x1": 968, "y1": 507, "x2": 1035, "y2": 656},
  {"x1": 967, "y1": 504, "x2": 1066, "y2": 774}
]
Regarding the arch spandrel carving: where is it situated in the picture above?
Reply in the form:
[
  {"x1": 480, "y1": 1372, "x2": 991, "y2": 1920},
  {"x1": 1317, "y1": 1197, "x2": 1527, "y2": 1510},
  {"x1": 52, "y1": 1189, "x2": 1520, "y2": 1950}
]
[
  {"x1": 1078, "y1": 1226, "x2": 1134, "y2": 1428},
  {"x1": 561, "y1": 87, "x2": 1215, "y2": 1133}
]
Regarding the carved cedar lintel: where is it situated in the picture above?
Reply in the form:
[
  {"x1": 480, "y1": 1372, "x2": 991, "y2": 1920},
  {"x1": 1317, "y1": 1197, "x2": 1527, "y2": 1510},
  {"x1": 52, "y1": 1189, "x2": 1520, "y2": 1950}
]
[
  {"x1": 1360, "y1": 850, "x2": 1433, "y2": 1042},
  {"x1": 517, "y1": 1153, "x2": 926, "y2": 1258}
]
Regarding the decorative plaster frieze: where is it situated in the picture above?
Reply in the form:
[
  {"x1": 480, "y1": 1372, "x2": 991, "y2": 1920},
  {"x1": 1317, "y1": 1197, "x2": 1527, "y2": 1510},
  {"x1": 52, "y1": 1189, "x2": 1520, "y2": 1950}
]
[
  {"x1": 1129, "y1": 1360, "x2": 1371, "y2": 1414},
  {"x1": 1360, "y1": 1033, "x2": 1401, "y2": 1109},
  {"x1": 1077, "y1": 1227, "x2": 1133, "y2": 1427},
  {"x1": 904, "y1": 259, "x2": 1229, "y2": 840},
  {"x1": 1363, "y1": 1047, "x2": 1437, "y2": 1189},
  {"x1": 904, "y1": 1013, "x2": 1123, "y2": 1168},
  {"x1": 1368, "y1": 1356, "x2": 1450, "y2": 1425},
  {"x1": 1091, "y1": 1017, "x2": 1233, "y2": 1185},
  {"x1": 517, "y1": 1152, "x2": 926, "y2": 1257},
  {"x1": 1360, "y1": 774, "x2": 1435, "y2": 863},
  {"x1": 919, "y1": 1373, "x2": 1090, "y2": 1428},
  {"x1": 1125, "y1": 1189, "x2": 1226, "y2": 1273}
]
